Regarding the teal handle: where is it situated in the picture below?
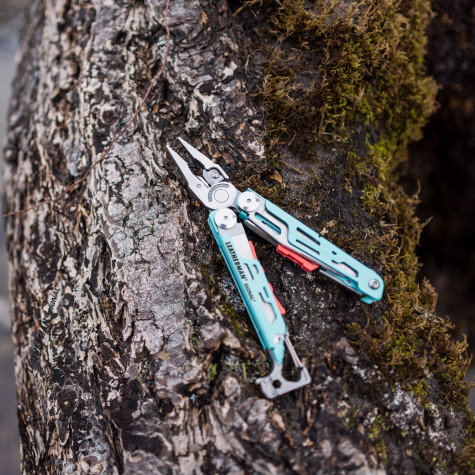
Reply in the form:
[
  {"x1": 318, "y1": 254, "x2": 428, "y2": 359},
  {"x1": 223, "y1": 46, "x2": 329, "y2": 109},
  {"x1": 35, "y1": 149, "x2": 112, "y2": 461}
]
[
  {"x1": 240, "y1": 189, "x2": 384, "y2": 304},
  {"x1": 208, "y1": 210, "x2": 286, "y2": 364}
]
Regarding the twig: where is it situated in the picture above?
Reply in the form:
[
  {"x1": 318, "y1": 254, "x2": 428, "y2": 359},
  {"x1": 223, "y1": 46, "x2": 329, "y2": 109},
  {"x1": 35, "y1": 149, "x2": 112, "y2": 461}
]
[
  {"x1": 4, "y1": 0, "x2": 171, "y2": 218},
  {"x1": 280, "y1": 160, "x2": 304, "y2": 175}
]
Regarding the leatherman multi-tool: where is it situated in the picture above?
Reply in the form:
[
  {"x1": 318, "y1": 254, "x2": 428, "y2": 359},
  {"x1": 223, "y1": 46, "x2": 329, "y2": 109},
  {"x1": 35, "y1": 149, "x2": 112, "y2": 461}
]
[{"x1": 167, "y1": 138, "x2": 384, "y2": 398}]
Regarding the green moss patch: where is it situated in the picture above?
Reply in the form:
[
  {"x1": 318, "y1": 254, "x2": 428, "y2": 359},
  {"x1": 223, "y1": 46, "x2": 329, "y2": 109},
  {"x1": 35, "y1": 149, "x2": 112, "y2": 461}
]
[{"x1": 237, "y1": 0, "x2": 473, "y2": 468}]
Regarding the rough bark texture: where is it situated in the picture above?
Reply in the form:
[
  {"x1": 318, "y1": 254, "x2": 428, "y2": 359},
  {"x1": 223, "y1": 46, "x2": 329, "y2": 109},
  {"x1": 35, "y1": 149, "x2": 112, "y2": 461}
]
[{"x1": 3, "y1": 0, "x2": 473, "y2": 474}]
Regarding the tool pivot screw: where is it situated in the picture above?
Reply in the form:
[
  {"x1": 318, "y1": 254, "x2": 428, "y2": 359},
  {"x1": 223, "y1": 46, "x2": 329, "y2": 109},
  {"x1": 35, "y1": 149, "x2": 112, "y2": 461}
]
[
  {"x1": 369, "y1": 279, "x2": 380, "y2": 289},
  {"x1": 210, "y1": 169, "x2": 220, "y2": 179},
  {"x1": 214, "y1": 188, "x2": 230, "y2": 203},
  {"x1": 238, "y1": 191, "x2": 259, "y2": 212},
  {"x1": 215, "y1": 209, "x2": 237, "y2": 229}
]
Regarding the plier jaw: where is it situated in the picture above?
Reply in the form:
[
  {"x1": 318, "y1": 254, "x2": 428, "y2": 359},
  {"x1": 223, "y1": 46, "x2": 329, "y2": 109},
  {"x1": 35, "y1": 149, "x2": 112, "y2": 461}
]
[{"x1": 166, "y1": 138, "x2": 237, "y2": 210}]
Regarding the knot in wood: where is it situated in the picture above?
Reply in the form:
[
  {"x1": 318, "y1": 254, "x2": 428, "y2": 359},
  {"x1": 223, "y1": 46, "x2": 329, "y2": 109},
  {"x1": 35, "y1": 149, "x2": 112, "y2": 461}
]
[{"x1": 57, "y1": 387, "x2": 79, "y2": 416}]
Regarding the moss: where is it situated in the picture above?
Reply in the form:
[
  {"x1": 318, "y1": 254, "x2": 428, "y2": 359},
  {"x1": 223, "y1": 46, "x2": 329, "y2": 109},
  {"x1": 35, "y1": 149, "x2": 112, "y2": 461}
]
[
  {"x1": 137, "y1": 359, "x2": 149, "y2": 382},
  {"x1": 241, "y1": 362, "x2": 247, "y2": 380},
  {"x1": 243, "y1": 0, "x2": 437, "y2": 155},
  {"x1": 368, "y1": 414, "x2": 388, "y2": 464},
  {"x1": 137, "y1": 347, "x2": 151, "y2": 382},
  {"x1": 190, "y1": 322, "x2": 201, "y2": 348},
  {"x1": 207, "y1": 363, "x2": 218, "y2": 382},
  {"x1": 238, "y1": 0, "x2": 474, "y2": 468}
]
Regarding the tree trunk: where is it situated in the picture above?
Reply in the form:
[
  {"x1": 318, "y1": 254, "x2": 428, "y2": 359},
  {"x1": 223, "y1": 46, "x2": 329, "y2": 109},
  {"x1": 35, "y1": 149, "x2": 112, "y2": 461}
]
[{"x1": 3, "y1": 0, "x2": 473, "y2": 473}]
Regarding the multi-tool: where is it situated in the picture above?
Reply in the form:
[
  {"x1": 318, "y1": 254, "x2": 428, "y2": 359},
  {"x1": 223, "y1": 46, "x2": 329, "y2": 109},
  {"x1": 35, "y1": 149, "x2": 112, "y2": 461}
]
[{"x1": 167, "y1": 138, "x2": 384, "y2": 398}]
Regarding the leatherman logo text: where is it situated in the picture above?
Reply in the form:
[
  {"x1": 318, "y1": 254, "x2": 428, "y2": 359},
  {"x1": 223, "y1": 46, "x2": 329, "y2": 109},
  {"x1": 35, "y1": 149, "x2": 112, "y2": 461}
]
[
  {"x1": 225, "y1": 242, "x2": 256, "y2": 302},
  {"x1": 226, "y1": 242, "x2": 246, "y2": 280}
]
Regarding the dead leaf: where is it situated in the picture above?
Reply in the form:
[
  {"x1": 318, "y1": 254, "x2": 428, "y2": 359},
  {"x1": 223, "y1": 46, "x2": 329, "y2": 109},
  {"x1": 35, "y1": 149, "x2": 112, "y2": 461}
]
[{"x1": 268, "y1": 170, "x2": 283, "y2": 183}]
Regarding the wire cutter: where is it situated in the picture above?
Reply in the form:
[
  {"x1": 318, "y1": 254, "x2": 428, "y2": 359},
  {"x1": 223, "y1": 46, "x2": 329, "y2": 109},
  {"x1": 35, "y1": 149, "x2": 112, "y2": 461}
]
[{"x1": 166, "y1": 138, "x2": 384, "y2": 398}]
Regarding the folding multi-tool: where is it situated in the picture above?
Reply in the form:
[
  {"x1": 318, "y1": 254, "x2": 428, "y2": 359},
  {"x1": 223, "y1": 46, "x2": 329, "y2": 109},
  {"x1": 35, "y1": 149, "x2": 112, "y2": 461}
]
[{"x1": 167, "y1": 138, "x2": 384, "y2": 398}]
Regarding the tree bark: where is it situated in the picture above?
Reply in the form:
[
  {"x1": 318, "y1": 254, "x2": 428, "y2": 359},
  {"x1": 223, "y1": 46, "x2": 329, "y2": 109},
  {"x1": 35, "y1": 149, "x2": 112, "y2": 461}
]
[{"x1": 3, "y1": 0, "x2": 473, "y2": 473}]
